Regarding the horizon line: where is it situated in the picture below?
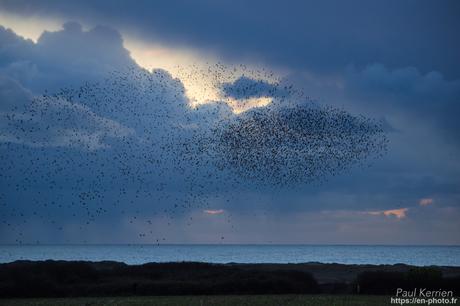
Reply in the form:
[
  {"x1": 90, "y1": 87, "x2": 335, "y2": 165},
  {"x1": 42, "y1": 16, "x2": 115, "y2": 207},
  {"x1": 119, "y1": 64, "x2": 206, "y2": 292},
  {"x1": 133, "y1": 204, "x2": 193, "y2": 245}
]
[{"x1": 2, "y1": 243, "x2": 460, "y2": 247}]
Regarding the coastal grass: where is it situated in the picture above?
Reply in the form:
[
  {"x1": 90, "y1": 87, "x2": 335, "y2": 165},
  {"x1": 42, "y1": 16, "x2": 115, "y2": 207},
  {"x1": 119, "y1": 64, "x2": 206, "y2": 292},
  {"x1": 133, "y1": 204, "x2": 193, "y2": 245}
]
[{"x1": 0, "y1": 295, "x2": 401, "y2": 306}]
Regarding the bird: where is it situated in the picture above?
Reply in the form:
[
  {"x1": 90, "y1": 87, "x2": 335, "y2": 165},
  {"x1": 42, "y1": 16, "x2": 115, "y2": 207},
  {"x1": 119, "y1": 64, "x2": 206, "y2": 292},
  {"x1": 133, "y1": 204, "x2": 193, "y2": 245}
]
[{"x1": 0, "y1": 62, "x2": 388, "y2": 245}]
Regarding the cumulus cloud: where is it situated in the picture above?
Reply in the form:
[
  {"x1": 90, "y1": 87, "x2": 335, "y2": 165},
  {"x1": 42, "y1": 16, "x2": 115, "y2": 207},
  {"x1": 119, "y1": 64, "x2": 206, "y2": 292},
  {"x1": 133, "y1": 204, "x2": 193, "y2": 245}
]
[
  {"x1": 0, "y1": 22, "x2": 136, "y2": 92},
  {"x1": 0, "y1": 22, "x2": 150, "y2": 150}
]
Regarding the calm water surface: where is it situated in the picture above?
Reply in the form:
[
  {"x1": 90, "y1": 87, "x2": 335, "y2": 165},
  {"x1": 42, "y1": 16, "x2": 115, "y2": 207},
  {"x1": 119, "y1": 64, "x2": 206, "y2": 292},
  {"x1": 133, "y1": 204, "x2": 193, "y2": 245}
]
[{"x1": 1, "y1": 244, "x2": 459, "y2": 266}]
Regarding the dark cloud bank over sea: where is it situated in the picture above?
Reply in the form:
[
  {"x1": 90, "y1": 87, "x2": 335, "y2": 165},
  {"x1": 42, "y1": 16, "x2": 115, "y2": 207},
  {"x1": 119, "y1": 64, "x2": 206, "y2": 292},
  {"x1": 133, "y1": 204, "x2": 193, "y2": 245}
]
[{"x1": 0, "y1": 1, "x2": 459, "y2": 245}]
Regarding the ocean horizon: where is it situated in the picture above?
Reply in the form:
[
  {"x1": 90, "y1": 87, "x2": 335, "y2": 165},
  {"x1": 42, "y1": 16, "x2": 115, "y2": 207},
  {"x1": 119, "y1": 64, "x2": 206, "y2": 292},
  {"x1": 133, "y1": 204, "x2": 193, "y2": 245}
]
[{"x1": 2, "y1": 244, "x2": 460, "y2": 266}]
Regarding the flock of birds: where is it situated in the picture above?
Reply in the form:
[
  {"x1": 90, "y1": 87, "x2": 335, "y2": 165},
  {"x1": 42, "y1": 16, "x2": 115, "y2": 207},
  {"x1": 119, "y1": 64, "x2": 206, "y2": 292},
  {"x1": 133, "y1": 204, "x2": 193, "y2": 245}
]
[{"x1": 0, "y1": 63, "x2": 388, "y2": 244}]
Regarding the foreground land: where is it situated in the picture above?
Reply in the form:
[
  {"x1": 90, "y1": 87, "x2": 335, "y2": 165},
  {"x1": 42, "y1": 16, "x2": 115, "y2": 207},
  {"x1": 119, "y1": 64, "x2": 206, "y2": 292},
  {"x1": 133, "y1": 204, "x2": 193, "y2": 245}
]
[
  {"x1": 0, "y1": 295, "x2": 403, "y2": 306},
  {"x1": 0, "y1": 260, "x2": 459, "y2": 298}
]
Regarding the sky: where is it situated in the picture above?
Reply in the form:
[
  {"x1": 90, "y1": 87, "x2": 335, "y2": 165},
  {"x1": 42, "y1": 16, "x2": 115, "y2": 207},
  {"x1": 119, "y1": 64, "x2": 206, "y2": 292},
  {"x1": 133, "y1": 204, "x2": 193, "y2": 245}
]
[{"x1": 0, "y1": 0, "x2": 459, "y2": 245}]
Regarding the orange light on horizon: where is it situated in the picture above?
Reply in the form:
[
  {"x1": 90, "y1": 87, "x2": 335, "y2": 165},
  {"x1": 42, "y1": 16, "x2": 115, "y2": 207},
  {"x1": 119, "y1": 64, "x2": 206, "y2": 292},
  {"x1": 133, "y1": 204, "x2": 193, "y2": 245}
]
[
  {"x1": 367, "y1": 208, "x2": 408, "y2": 219},
  {"x1": 203, "y1": 209, "x2": 225, "y2": 215}
]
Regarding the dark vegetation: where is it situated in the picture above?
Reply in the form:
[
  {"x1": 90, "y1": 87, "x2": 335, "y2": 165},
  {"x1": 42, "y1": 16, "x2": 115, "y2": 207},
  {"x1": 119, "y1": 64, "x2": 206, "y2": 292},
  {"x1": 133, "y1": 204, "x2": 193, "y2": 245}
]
[
  {"x1": 356, "y1": 268, "x2": 460, "y2": 294},
  {"x1": 0, "y1": 261, "x2": 318, "y2": 297},
  {"x1": 0, "y1": 261, "x2": 459, "y2": 298}
]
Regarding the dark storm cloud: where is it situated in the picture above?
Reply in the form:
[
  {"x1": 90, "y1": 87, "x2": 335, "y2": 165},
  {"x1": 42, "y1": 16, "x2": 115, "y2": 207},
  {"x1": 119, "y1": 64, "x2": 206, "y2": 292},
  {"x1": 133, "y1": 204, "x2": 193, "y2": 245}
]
[
  {"x1": 0, "y1": 4, "x2": 459, "y2": 244},
  {"x1": 343, "y1": 64, "x2": 460, "y2": 140},
  {"x1": 1, "y1": 0, "x2": 459, "y2": 78}
]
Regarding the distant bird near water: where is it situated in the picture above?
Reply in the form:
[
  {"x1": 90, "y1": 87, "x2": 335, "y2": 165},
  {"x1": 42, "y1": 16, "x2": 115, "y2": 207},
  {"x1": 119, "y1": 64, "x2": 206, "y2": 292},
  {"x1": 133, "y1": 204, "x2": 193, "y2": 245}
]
[{"x1": 0, "y1": 63, "x2": 388, "y2": 244}]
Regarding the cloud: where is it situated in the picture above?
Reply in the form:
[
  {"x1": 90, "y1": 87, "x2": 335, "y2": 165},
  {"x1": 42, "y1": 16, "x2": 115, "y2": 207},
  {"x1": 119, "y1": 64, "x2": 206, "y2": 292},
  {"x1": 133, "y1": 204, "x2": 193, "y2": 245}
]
[
  {"x1": 203, "y1": 209, "x2": 225, "y2": 215},
  {"x1": 221, "y1": 77, "x2": 287, "y2": 100},
  {"x1": 0, "y1": 74, "x2": 135, "y2": 150},
  {"x1": 419, "y1": 198, "x2": 434, "y2": 206},
  {"x1": 344, "y1": 63, "x2": 460, "y2": 141},
  {"x1": 0, "y1": 23, "x2": 240, "y2": 245},
  {"x1": 46, "y1": 207, "x2": 459, "y2": 245},
  {"x1": 0, "y1": 25, "x2": 34, "y2": 66},
  {"x1": 1, "y1": 1, "x2": 459, "y2": 79},
  {"x1": 367, "y1": 208, "x2": 408, "y2": 219},
  {"x1": 0, "y1": 20, "x2": 459, "y2": 245},
  {"x1": 0, "y1": 74, "x2": 31, "y2": 110},
  {"x1": 0, "y1": 22, "x2": 136, "y2": 92},
  {"x1": 0, "y1": 22, "x2": 188, "y2": 150}
]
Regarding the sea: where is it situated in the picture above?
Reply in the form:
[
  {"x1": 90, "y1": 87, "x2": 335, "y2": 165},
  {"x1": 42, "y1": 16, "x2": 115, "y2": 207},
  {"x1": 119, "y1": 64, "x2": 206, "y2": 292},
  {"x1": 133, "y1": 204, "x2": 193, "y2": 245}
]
[{"x1": 1, "y1": 244, "x2": 459, "y2": 266}]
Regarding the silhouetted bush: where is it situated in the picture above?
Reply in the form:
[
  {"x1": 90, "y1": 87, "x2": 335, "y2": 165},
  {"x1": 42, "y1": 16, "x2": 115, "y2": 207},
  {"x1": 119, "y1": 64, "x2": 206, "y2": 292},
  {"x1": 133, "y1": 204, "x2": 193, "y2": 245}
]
[
  {"x1": 0, "y1": 261, "x2": 318, "y2": 297},
  {"x1": 2, "y1": 261, "x2": 458, "y2": 297},
  {"x1": 356, "y1": 267, "x2": 459, "y2": 295}
]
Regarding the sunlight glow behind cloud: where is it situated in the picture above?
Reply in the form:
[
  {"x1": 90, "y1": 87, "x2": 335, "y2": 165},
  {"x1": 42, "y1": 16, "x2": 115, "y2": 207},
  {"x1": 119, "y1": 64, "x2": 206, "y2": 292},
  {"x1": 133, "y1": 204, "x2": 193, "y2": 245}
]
[
  {"x1": 124, "y1": 38, "x2": 280, "y2": 113},
  {"x1": 0, "y1": 11, "x2": 63, "y2": 42},
  {"x1": 0, "y1": 15, "x2": 279, "y2": 114},
  {"x1": 367, "y1": 208, "x2": 408, "y2": 219}
]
